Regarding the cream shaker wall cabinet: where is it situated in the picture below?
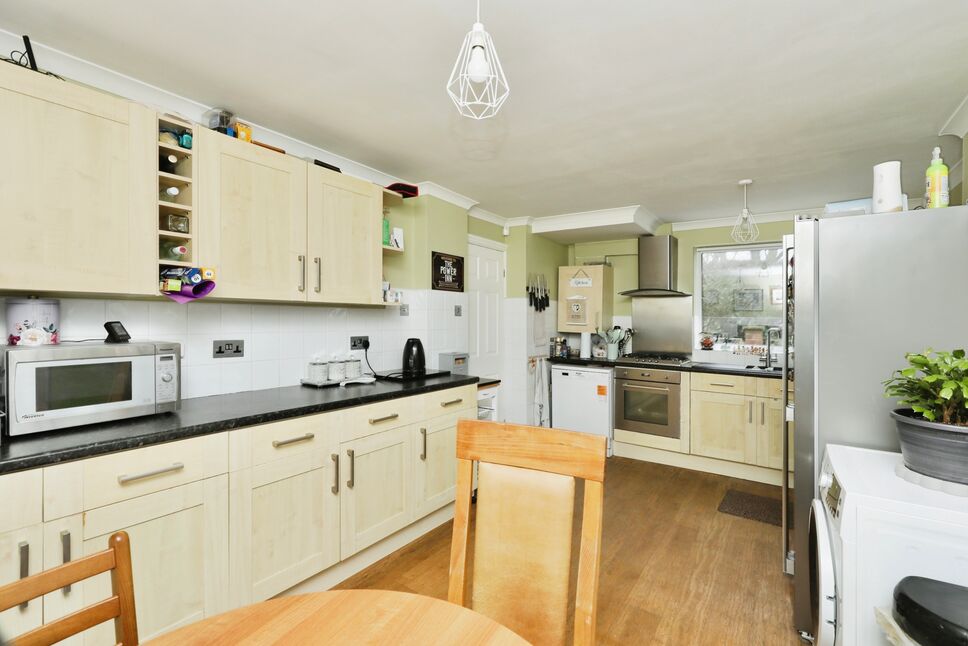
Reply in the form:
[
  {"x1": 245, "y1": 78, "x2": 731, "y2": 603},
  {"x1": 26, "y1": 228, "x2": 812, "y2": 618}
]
[
  {"x1": 557, "y1": 265, "x2": 614, "y2": 334},
  {"x1": 0, "y1": 63, "x2": 156, "y2": 295}
]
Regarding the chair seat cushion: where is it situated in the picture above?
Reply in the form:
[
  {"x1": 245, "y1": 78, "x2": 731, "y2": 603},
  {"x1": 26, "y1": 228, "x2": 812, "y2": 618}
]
[{"x1": 893, "y1": 576, "x2": 968, "y2": 646}]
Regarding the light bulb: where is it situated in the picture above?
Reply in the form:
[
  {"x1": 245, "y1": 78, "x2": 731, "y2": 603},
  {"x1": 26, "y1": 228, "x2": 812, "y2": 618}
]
[{"x1": 467, "y1": 46, "x2": 490, "y2": 83}]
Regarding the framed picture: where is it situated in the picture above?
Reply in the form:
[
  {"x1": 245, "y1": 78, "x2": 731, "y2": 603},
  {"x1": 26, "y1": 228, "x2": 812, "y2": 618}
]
[
  {"x1": 733, "y1": 288, "x2": 763, "y2": 311},
  {"x1": 770, "y1": 286, "x2": 783, "y2": 305},
  {"x1": 431, "y1": 251, "x2": 464, "y2": 292}
]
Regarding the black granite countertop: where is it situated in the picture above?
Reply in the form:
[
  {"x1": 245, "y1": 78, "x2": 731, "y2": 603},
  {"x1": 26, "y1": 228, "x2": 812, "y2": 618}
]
[
  {"x1": 549, "y1": 356, "x2": 785, "y2": 379},
  {"x1": 478, "y1": 378, "x2": 501, "y2": 388},
  {"x1": 0, "y1": 374, "x2": 479, "y2": 475}
]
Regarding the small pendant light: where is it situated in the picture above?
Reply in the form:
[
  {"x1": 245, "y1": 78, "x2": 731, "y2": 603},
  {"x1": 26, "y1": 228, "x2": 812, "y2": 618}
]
[
  {"x1": 731, "y1": 179, "x2": 760, "y2": 243},
  {"x1": 446, "y1": 0, "x2": 510, "y2": 120}
]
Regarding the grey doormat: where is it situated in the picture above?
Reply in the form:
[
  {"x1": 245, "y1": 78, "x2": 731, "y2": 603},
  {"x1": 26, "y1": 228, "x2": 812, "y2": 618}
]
[{"x1": 717, "y1": 489, "x2": 784, "y2": 527}]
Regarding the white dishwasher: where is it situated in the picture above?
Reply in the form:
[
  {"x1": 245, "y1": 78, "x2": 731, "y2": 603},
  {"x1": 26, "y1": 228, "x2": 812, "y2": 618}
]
[{"x1": 550, "y1": 364, "x2": 613, "y2": 457}]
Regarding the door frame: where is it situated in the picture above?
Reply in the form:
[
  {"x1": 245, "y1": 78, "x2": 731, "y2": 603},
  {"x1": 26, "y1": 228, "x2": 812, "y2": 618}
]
[{"x1": 467, "y1": 234, "x2": 507, "y2": 297}]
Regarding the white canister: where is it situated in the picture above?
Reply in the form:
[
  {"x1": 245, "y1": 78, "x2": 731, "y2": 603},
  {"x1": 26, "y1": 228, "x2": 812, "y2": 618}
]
[
  {"x1": 328, "y1": 360, "x2": 347, "y2": 382},
  {"x1": 307, "y1": 360, "x2": 328, "y2": 382},
  {"x1": 872, "y1": 161, "x2": 903, "y2": 214},
  {"x1": 345, "y1": 359, "x2": 362, "y2": 380},
  {"x1": 6, "y1": 298, "x2": 60, "y2": 345}
]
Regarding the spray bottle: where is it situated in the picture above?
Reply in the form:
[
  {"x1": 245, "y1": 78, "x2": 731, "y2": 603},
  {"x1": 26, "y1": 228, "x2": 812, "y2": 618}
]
[{"x1": 925, "y1": 146, "x2": 949, "y2": 209}]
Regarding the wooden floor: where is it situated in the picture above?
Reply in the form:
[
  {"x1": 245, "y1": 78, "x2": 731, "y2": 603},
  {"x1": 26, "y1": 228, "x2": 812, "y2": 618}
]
[{"x1": 337, "y1": 457, "x2": 799, "y2": 645}]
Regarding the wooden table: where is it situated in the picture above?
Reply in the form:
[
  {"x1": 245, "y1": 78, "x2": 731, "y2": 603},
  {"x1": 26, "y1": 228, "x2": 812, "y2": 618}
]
[{"x1": 147, "y1": 589, "x2": 529, "y2": 645}]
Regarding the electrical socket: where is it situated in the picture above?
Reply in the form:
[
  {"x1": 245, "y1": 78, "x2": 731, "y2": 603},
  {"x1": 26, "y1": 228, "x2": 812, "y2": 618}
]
[
  {"x1": 399, "y1": 304, "x2": 410, "y2": 316},
  {"x1": 454, "y1": 305, "x2": 462, "y2": 317},
  {"x1": 350, "y1": 336, "x2": 369, "y2": 350},
  {"x1": 213, "y1": 339, "x2": 244, "y2": 358}
]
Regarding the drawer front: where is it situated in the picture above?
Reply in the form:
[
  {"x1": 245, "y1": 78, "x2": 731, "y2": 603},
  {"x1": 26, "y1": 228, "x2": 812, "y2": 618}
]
[
  {"x1": 341, "y1": 396, "x2": 415, "y2": 442},
  {"x1": 420, "y1": 385, "x2": 477, "y2": 419},
  {"x1": 82, "y1": 433, "x2": 228, "y2": 510},
  {"x1": 755, "y1": 377, "x2": 782, "y2": 399},
  {"x1": 0, "y1": 469, "x2": 42, "y2": 534},
  {"x1": 248, "y1": 412, "x2": 340, "y2": 468},
  {"x1": 692, "y1": 372, "x2": 752, "y2": 396}
]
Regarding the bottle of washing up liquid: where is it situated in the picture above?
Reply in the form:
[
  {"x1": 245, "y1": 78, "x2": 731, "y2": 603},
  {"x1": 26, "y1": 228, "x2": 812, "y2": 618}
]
[{"x1": 925, "y1": 146, "x2": 949, "y2": 209}]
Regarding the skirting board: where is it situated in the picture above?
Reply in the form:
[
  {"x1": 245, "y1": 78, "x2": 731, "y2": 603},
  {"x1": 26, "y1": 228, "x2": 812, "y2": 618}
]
[
  {"x1": 280, "y1": 503, "x2": 455, "y2": 596},
  {"x1": 614, "y1": 441, "x2": 794, "y2": 487}
]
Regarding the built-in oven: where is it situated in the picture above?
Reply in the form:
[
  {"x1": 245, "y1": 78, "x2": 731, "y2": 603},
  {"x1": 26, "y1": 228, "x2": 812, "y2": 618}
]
[{"x1": 613, "y1": 366, "x2": 680, "y2": 439}]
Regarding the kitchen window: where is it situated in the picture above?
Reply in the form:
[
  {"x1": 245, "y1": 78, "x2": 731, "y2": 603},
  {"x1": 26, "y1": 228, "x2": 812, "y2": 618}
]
[{"x1": 694, "y1": 244, "x2": 784, "y2": 348}]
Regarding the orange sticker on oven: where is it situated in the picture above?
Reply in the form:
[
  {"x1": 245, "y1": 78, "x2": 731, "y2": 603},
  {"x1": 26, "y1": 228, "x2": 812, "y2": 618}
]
[{"x1": 597, "y1": 385, "x2": 607, "y2": 396}]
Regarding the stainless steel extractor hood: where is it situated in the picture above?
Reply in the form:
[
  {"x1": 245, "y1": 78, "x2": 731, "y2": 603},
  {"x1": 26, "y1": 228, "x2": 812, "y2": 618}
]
[{"x1": 619, "y1": 235, "x2": 690, "y2": 297}]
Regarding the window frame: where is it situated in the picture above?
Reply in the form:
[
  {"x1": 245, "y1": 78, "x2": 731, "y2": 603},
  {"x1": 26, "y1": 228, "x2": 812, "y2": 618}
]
[{"x1": 692, "y1": 241, "x2": 783, "y2": 348}]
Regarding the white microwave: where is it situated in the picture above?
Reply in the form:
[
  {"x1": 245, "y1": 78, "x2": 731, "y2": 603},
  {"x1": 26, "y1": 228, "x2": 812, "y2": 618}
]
[{"x1": 1, "y1": 341, "x2": 181, "y2": 437}]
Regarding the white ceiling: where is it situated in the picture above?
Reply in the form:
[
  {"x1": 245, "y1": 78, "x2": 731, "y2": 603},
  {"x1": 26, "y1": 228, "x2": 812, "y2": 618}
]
[{"x1": 3, "y1": 1, "x2": 967, "y2": 223}]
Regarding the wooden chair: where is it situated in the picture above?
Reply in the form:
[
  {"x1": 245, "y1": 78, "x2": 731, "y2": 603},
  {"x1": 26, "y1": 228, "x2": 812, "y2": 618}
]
[
  {"x1": 448, "y1": 419, "x2": 607, "y2": 646},
  {"x1": 0, "y1": 531, "x2": 138, "y2": 646}
]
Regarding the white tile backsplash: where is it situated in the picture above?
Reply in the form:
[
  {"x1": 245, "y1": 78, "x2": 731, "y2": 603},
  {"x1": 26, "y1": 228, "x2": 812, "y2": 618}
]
[{"x1": 10, "y1": 290, "x2": 467, "y2": 399}]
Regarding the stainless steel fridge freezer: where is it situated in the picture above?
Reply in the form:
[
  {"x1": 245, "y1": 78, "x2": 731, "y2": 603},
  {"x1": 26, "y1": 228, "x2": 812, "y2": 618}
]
[{"x1": 790, "y1": 206, "x2": 968, "y2": 639}]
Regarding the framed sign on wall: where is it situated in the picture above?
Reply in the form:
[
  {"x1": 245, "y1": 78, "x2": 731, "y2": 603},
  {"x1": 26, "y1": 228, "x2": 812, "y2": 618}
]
[{"x1": 432, "y1": 251, "x2": 464, "y2": 292}]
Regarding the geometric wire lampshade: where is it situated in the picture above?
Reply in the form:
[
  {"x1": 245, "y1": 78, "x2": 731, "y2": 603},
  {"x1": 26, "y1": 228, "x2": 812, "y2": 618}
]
[
  {"x1": 446, "y1": 2, "x2": 509, "y2": 120},
  {"x1": 731, "y1": 179, "x2": 760, "y2": 243}
]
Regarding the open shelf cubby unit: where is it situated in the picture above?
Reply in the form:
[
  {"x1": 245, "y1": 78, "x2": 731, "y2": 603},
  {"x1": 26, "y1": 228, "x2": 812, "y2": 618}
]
[{"x1": 157, "y1": 115, "x2": 195, "y2": 273}]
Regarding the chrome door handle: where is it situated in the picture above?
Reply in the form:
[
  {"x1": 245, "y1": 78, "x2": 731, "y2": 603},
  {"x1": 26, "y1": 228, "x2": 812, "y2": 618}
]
[
  {"x1": 117, "y1": 462, "x2": 184, "y2": 485},
  {"x1": 272, "y1": 433, "x2": 315, "y2": 448},
  {"x1": 761, "y1": 401, "x2": 766, "y2": 425},
  {"x1": 314, "y1": 257, "x2": 321, "y2": 293},
  {"x1": 347, "y1": 449, "x2": 355, "y2": 489},
  {"x1": 18, "y1": 541, "x2": 29, "y2": 609},
  {"x1": 298, "y1": 255, "x2": 306, "y2": 292},
  {"x1": 61, "y1": 530, "x2": 72, "y2": 594},
  {"x1": 440, "y1": 398, "x2": 463, "y2": 408},
  {"x1": 420, "y1": 428, "x2": 427, "y2": 460},
  {"x1": 622, "y1": 384, "x2": 670, "y2": 393},
  {"x1": 748, "y1": 400, "x2": 753, "y2": 424},
  {"x1": 331, "y1": 453, "x2": 340, "y2": 494},
  {"x1": 368, "y1": 413, "x2": 399, "y2": 424},
  {"x1": 710, "y1": 382, "x2": 735, "y2": 388}
]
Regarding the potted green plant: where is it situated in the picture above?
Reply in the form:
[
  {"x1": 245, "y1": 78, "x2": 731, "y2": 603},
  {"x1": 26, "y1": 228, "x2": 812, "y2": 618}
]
[{"x1": 884, "y1": 350, "x2": 968, "y2": 485}]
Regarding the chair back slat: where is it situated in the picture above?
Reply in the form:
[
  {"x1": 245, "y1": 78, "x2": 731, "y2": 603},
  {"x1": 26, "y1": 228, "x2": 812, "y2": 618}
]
[
  {"x1": 449, "y1": 420, "x2": 607, "y2": 646},
  {"x1": 0, "y1": 531, "x2": 139, "y2": 646},
  {"x1": 456, "y1": 419, "x2": 606, "y2": 482}
]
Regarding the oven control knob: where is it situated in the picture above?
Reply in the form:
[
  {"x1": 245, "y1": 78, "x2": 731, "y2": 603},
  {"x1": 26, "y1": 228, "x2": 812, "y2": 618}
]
[{"x1": 161, "y1": 373, "x2": 173, "y2": 383}]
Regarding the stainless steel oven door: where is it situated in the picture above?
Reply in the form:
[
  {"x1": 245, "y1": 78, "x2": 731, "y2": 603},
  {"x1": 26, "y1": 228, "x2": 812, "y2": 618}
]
[{"x1": 615, "y1": 378, "x2": 680, "y2": 438}]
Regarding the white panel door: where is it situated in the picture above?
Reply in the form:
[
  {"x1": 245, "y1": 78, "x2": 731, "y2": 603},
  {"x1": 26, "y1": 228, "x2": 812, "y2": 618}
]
[{"x1": 467, "y1": 242, "x2": 504, "y2": 378}]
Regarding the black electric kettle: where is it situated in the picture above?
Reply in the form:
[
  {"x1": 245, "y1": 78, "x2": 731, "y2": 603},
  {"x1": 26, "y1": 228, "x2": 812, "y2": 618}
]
[{"x1": 402, "y1": 338, "x2": 426, "y2": 377}]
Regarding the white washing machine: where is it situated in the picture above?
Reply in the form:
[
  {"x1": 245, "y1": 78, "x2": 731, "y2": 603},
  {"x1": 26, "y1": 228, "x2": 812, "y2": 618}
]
[{"x1": 810, "y1": 444, "x2": 968, "y2": 645}]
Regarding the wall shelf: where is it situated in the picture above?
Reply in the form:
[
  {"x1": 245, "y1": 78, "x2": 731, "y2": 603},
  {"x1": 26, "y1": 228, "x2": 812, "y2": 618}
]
[
  {"x1": 158, "y1": 259, "x2": 193, "y2": 268},
  {"x1": 158, "y1": 200, "x2": 192, "y2": 213},
  {"x1": 159, "y1": 170, "x2": 192, "y2": 185},
  {"x1": 159, "y1": 141, "x2": 192, "y2": 157},
  {"x1": 157, "y1": 115, "x2": 196, "y2": 275},
  {"x1": 382, "y1": 245, "x2": 404, "y2": 254},
  {"x1": 159, "y1": 229, "x2": 192, "y2": 240}
]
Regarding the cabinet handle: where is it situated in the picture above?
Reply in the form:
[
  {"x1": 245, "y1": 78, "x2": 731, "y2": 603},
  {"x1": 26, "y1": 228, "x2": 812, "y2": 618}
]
[
  {"x1": 272, "y1": 433, "x2": 315, "y2": 448},
  {"x1": 368, "y1": 413, "x2": 399, "y2": 425},
  {"x1": 420, "y1": 428, "x2": 427, "y2": 460},
  {"x1": 297, "y1": 255, "x2": 306, "y2": 292},
  {"x1": 710, "y1": 382, "x2": 734, "y2": 388},
  {"x1": 748, "y1": 400, "x2": 753, "y2": 424},
  {"x1": 60, "y1": 531, "x2": 72, "y2": 594},
  {"x1": 18, "y1": 541, "x2": 29, "y2": 609},
  {"x1": 761, "y1": 401, "x2": 766, "y2": 425},
  {"x1": 440, "y1": 398, "x2": 463, "y2": 408},
  {"x1": 314, "y1": 257, "x2": 321, "y2": 293},
  {"x1": 117, "y1": 462, "x2": 184, "y2": 485},
  {"x1": 331, "y1": 453, "x2": 340, "y2": 494},
  {"x1": 347, "y1": 449, "x2": 355, "y2": 489}
]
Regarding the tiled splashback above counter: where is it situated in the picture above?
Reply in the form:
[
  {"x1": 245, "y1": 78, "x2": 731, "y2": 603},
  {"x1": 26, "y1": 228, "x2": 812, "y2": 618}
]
[{"x1": 0, "y1": 291, "x2": 469, "y2": 400}]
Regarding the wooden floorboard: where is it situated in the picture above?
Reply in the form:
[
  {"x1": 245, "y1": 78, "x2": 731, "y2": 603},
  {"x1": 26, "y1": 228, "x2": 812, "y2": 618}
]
[{"x1": 336, "y1": 456, "x2": 799, "y2": 645}]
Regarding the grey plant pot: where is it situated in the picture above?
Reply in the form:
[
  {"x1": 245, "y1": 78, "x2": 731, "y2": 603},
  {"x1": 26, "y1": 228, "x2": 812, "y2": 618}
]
[{"x1": 891, "y1": 408, "x2": 968, "y2": 485}]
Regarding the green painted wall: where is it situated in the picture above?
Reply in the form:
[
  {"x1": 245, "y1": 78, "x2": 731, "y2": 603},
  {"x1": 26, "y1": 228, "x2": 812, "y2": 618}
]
[
  {"x1": 382, "y1": 195, "x2": 468, "y2": 290},
  {"x1": 506, "y1": 226, "x2": 529, "y2": 298},
  {"x1": 655, "y1": 220, "x2": 794, "y2": 292},
  {"x1": 569, "y1": 239, "x2": 638, "y2": 316},
  {"x1": 468, "y1": 217, "x2": 504, "y2": 243},
  {"x1": 527, "y1": 231, "x2": 570, "y2": 299}
]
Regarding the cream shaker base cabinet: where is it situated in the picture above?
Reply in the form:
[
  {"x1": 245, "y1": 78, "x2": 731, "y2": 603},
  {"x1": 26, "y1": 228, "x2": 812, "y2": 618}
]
[
  {"x1": 689, "y1": 390, "x2": 756, "y2": 464},
  {"x1": 755, "y1": 397, "x2": 793, "y2": 471},
  {"x1": 339, "y1": 426, "x2": 414, "y2": 559},
  {"x1": 0, "y1": 63, "x2": 155, "y2": 295},
  {"x1": 307, "y1": 167, "x2": 382, "y2": 305},
  {"x1": 228, "y1": 415, "x2": 341, "y2": 607},
  {"x1": 197, "y1": 127, "x2": 308, "y2": 301},
  {"x1": 413, "y1": 412, "x2": 461, "y2": 519},
  {"x1": 0, "y1": 524, "x2": 44, "y2": 637}
]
